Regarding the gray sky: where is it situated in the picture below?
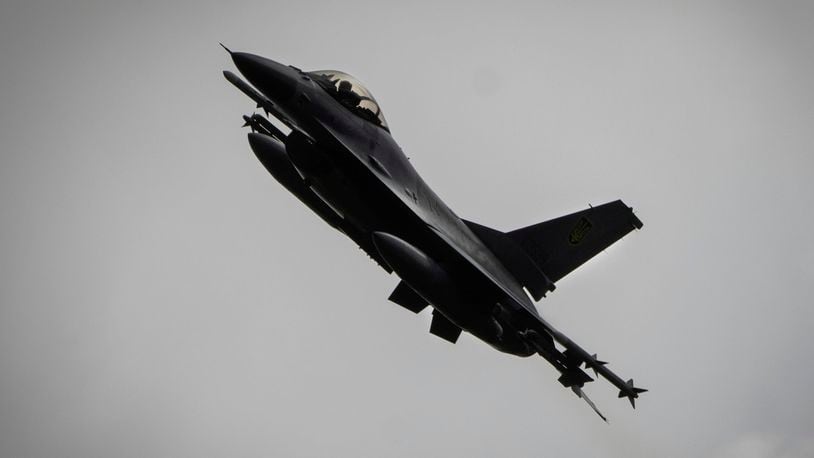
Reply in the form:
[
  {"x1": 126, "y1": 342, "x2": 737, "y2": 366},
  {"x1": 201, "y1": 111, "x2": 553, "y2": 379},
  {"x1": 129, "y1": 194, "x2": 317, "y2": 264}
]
[{"x1": 1, "y1": 1, "x2": 813, "y2": 457}]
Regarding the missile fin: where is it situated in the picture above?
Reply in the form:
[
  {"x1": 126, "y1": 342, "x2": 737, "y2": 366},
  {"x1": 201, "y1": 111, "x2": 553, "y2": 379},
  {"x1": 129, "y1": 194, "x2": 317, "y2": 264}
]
[{"x1": 618, "y1": 378, "x2": 647, "y2": 409}]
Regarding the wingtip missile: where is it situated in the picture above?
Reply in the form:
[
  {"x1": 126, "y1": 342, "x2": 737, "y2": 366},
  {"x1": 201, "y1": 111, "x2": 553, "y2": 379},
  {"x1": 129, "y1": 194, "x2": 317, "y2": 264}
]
[
  {"x1": 223, "y1": 70, "x2": 280, "y2": 119},
  {"x1": 223, "y1": 70, "x2": 265, "y2": 104}
]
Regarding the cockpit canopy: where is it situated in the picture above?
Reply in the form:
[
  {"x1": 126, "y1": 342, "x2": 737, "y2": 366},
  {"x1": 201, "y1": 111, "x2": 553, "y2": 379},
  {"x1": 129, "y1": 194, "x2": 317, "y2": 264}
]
[{"x1": 308, "y1": 70, "x2": 389, "y2": 132}]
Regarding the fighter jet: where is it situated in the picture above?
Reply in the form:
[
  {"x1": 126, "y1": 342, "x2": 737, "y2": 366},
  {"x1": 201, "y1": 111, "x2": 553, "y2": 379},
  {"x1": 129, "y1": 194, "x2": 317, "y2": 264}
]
[{"x1": 222, "y1": 45, "x2": 646, "y2": 421}]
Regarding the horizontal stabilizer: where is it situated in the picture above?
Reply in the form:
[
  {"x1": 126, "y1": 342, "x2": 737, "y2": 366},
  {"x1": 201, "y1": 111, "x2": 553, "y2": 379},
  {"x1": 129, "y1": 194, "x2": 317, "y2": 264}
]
[
  {"x1": 429, "y1": 309, "x2": 462, "y2": 344},
  {"x1": 508, "y1": 200, "x2": 643, "y2": 283},
  {"x1": 388, "y1": 281, "x2": 428, "y2": 314}
]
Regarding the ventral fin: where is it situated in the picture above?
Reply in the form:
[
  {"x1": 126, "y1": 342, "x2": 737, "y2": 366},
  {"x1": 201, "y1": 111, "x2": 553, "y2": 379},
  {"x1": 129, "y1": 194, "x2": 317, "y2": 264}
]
[
  {"x1": 429, "y1": 309, "x2": 462, "y2": 344},
  {"x1": 388, "y1": 281, "x2": 428, "y2": 314}
]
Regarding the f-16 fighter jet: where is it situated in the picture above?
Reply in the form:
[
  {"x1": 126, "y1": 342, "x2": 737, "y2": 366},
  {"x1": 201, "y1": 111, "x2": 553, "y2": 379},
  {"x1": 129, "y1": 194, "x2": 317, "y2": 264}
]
[{"x1": 222, "y1": 45, "x2": 646, "y2": 421}]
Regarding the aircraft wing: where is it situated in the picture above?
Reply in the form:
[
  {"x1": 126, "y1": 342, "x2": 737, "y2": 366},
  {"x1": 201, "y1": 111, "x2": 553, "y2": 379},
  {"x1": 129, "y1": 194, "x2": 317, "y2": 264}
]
[
  {"x1": 315, "y1": 121, "x2": 539, "y2": 313},
  {"x1": 507, "y1": 200, "x2": 643, "y2": 284},
  {"x1": 426, "y1": 224, "x2": 543, "y2": 320},
  {"x1": 313, "y1": 118, "x2": 646, "y2": 412}
]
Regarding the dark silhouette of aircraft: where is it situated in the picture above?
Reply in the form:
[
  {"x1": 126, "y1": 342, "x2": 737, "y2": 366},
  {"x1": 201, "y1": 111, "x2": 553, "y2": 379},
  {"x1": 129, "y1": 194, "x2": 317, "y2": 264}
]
[{"x1": 222, "y1": 45, "x2": 646, "y2": 421}]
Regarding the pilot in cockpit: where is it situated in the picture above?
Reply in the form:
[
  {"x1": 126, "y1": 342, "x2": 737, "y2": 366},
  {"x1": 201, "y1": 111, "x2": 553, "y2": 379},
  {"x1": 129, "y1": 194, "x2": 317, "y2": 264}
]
[
  {"x1": 309, "y1": 70, "x2": 390, "y2": 132},
  {"x1": 336, "y1": 80, "x2": 362, "y2": 110}
]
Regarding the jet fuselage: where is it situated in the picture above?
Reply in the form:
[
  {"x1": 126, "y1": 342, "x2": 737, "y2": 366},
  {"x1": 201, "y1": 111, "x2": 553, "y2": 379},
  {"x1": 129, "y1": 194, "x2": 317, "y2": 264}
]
[
  {"x1": 224, "y1": 48, "x2": 647, "y2": 420},
  {"x1": 231, "y1": 52, "x2": 537, "y2": 356}
]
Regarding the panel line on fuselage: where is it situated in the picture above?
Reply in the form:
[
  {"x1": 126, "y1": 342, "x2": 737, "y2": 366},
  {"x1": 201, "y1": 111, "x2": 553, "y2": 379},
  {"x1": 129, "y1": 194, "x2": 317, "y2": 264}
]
[{"x1": 314, "y1": 118, "x2": 541, "y2": 322}]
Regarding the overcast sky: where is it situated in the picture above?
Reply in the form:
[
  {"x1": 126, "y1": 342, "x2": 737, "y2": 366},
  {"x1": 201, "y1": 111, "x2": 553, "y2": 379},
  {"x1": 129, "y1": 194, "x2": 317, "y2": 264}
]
[{"x1": 1, "y1": 1, "x2": 813, "y2": 457}]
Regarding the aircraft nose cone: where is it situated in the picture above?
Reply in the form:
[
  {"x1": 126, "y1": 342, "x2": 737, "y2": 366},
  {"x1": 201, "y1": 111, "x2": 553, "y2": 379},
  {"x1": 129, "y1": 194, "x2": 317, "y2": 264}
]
[{"x1": 231, "y1": 52, "x2": 297, "y2": 101}]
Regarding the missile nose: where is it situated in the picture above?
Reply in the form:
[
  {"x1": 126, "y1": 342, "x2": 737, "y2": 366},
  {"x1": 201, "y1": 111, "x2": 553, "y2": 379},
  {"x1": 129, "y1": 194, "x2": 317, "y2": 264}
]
[{"x1": 231, "y1": 52, "x2": 297, "y2": 102}]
